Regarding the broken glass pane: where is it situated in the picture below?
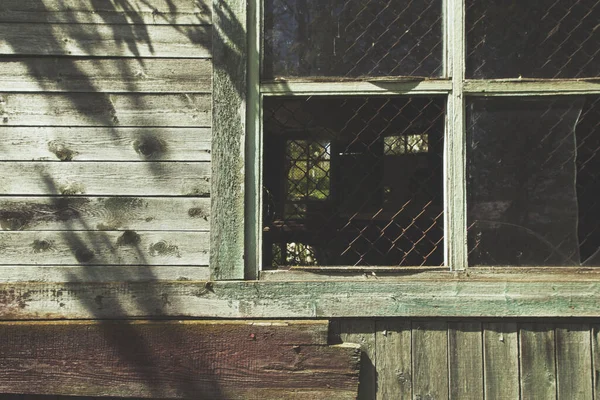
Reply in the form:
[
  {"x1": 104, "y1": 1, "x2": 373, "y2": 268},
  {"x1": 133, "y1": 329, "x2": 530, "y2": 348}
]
[
  {"x1": 467, "y1": 0, "x2": 600, "y2": 78},
  {"x1": 263, "y1": 0, "x2": 443, "y2": 79},
  {"x1": 263, "y1": 96, "x2": 445, "y2": 268},
  {"x1": 467, "y1": 96, "x2": 600, "y2": 266}
]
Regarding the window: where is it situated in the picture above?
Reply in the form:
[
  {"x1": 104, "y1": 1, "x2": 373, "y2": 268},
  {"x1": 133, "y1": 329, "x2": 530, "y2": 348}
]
[{"x1": 242, "y1": 0, "x2": 600, "y2": 275}]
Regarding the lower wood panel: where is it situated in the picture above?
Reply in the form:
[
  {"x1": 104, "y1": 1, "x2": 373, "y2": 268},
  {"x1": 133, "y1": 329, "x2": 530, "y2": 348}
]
[{"x1": 332, "y1": 318, "x2": 598, "y2": 400}]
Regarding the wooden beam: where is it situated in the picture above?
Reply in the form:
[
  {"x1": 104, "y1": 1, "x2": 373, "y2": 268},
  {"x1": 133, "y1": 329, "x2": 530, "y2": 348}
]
[
  {"x1": 3, "y1": 275, "x2": 600, "y2": 319},
  {"x1": 0, "y1": 320, "x2": 360, "y2": 399},
  {"x1": 210, "y1": 0, "x2": 247, "y2": 280}
]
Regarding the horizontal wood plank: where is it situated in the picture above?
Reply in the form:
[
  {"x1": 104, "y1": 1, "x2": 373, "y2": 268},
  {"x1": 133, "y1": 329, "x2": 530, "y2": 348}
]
[
  {"x1": 0, "y1": 93, "x2": 211, "y2": 127},
  {"x1": 0, "y1": 0, "x2": 212, "y2": 25},
  {"x1": 0, "y1": 265, "x2": 211, "y2": 282},
  {"x1": 0, "y1": 58, "x2": 212, "y2": 93},
  {"x1": 0, "y1": 197, "x2": 209, "y2": 231},
  {"x1": 0, "y1": 231, "x2": 209, "y2": 265},
  {"x1": 0, "y1": 127, "x2": 211, "y2": 161},
  {"x1": 0, "y1": 24, "x2": 211, "y2": 58},
  {"x1": 0, "y1": 162, "x2": 210, "y2": 196},
  {"x1": 4, "y1": 278, "x2": 600, "y2": 319},
  {"x1": 0, "y1": 320, "x2": 360, "y2": 399}
]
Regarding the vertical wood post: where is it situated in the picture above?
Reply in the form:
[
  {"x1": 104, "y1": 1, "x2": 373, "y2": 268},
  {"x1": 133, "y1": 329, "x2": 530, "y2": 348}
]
[
  {"x1": 445, "y1": 0, "x2": 468, "y2": 270},
  {"x1": 211, "y1": 0, "x2": 247, "y2": 279}
]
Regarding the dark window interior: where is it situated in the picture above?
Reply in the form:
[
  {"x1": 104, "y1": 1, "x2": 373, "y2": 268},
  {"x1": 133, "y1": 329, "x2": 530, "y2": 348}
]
[
  {"x1": 263, "y1": 0, "x2": 443, "y2": 79},
  {"x1": 467, "y1": 96, "x2": 600, "y2": 266},
  {"x1": 263, "y1": 96, "x2": 445, "y2": 268}
]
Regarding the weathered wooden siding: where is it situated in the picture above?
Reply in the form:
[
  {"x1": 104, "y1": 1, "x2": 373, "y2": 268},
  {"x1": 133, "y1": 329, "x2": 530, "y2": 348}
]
[
  {"x1": 0, "y1": 0, "x2": 212, "y2": 276},
  {"x1": 330, "y1": 318, "x2": 598, "y2": 400},
  {"x1": 0, "y1": 318, "x2": 597, "y2": 399}
]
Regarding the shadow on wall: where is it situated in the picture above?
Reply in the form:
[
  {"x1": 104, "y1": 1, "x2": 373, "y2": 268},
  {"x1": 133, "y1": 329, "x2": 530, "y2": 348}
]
[{"x1": 0, "y1": 0, "x2": 246, "y2": 398}]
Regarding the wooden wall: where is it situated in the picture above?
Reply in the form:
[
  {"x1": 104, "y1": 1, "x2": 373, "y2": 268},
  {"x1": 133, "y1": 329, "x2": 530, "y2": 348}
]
[
  {"x1": 0, "y1": 0, "x2": 212, "y2": 279},
  {"x1": 330, "y1": 318, "x2": 599, "y2": 400},
  {"x1": 1, "y1": 318, "x2": 598, "y2": 399}
]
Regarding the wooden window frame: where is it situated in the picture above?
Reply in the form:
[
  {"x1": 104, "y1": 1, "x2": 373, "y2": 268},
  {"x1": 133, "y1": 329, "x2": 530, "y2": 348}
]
[{"x1": 3, "y1": 0, "x2": 600, "y2": 321}]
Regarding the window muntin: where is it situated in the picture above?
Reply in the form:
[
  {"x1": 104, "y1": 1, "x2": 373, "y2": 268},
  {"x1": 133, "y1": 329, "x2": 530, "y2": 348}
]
[
  {"x1": 263, "y1": 96, "x2": 445, "y2": 268},
  {"x1": 467, "y1": 0, "x2": 600, "y2": 79},
  {"x1": 263, "y1": 0, "x2": 444, "y2": 79}
]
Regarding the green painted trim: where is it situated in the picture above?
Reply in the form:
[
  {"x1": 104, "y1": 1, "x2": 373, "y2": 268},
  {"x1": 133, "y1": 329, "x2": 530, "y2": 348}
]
[{"x1": 3, "y1": 273, "x2": 600, "y2": 319}]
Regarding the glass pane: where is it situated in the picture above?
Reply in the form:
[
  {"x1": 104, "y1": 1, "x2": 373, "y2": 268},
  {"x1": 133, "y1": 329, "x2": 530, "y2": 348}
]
[
  {"x1": 467, "y1": 96, "x2": 600, "y2": 266},
  {"x1": 263, "y1": 96, "x2": 445, "y2": 268},
  {"x1": 467, "y1": 0, "x2": 600, "y2": 79},
  {"x1": 263, "y1": 0, "x2": 443, "y2": 79}
]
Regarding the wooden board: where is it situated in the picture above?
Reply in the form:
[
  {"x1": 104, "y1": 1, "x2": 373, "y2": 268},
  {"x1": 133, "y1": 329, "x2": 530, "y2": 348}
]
[
  {"x1": 0, "y1": 265, "x2": 211, "y2": 282},
  {"x1": 210, "y1": 0, "x2": 246, "y2": 280},
  {"x1": 375, "y1": 319, "x2": 411, "y2": 400},
  {"x1": 520, "y1": 323, "x2": 557, "y2": 400},
  {"x1": 412, "y1": 321, "x2": 449, "y2": 399},
  {"x1": 0, "y1": 93, "x2": 211, "y2": 127},
  {"x1": 0, "y1": 320, "x2": 360, "y2": 399},
  {"x1": 0, "y1": 231, "x2": 209, "y2": 265},
  {"x1": 331, "y1": 320, "x2": 376, "y2": 400},
  {"x1": 449, "y1": 322, "x2": 483, "y2": 400},
  {"x1": 0, "y1": 197, "x2": 210, "y2": 231},
  {"x1": 0, "y1": 24, "x2": 211, "y2": 58},
  {"x1": 483, "y1": 322, "x2": 520, "y2": 400},
  {"x1": 0, "y1": 0, "x2": 212, "y2": 25},
  {"x1": 4, "y1": 280, "x2": 600, "y2": 319},
  {"x1": 555, "y1": 324, "x2": 593, "y2": 399},
  {"x1": 0, "y1": 162, "x2": 210, "y2": 196},
  {"x1": 0, "y1": 127, "x2": 211, "y2": 161},
  {"x1": 0, "y1": 58, "x2": 212, "y2": 93}
]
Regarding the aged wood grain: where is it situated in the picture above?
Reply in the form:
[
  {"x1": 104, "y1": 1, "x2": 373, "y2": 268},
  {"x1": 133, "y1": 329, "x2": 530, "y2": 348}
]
[
  {"x1": 4, "y1": 280, "x2": 600, "y2": 320},
  {"x1": 0, "y1": 162, "x2": 210, "y2": 196},
  {"x1": 210, "y1": 0, "x2": 246, "y2": 280},
  {"x1": 331, "y1": 320, "x2": 376, "y2": 400},
  {"x1": 0, "y1": 231, "x2": 209, "y2": 265},
  {"x1": 0, "y1": 24, "x2": 211, "y2": 58},
  {"x1": 555, "y1": 324, "x2": 593, "y2": 399},
  {"x1": 0, "y1": 265, "x2": 210, "y2": 282},
  {"x1": 0, "y1": 127, "x2": 211, "y2": 161},
  {"x1": 0, "y1": 59, "x2": 212, "y2": 93},
  {"x1": 520, "y1": 323, "x2": 557, "y2": 400},
  {"x1": 0, "y1": 197, "x2": 210, "y2": 231},
  {"x1": 412, "y1": 321, "x2": 449, "y2": 400},
  {"x1": 0, "y1": 0, "x2": 212, "y2": 25},
  {"x1": 483, "y1": 322, "x2": 520, "y2": 400},
  {"x1": 375, "y1": 319, "x2": 411, "y2": 400},
  {"x1": 593, "y1": 325, "x2": 600, "y2": 399},
  {"x1": 449, "y1": 322, "x2": 483, "y2": 400},
  {"x1": 0, "y1": 93, "x2": 211, "y2": 127},
  {"x1": 0, "y1": 320, "x2": 360, "y2": 399}
]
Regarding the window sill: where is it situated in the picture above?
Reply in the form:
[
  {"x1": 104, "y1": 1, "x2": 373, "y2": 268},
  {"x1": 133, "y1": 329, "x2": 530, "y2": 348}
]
[{"x1": 2, "y1": 267, "x2": 600, "y2": 320}]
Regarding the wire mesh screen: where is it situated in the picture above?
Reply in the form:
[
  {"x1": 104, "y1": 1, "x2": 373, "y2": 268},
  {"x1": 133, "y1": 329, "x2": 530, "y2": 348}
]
[
  {"x1": 263, "y1": 96, "x2": 445, "y2": 268},
  {"x1": 466, "y1": 0, "x2": 600, "y2": 79},
  {"x1": 263, "y1": 0, "x2": 443, "y2": 79},
  {"x1": 467, "y1": 96, "x2": 600, "y2": 266}
]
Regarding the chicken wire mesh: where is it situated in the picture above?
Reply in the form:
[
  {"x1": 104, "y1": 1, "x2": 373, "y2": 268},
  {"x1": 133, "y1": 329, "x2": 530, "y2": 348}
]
[
  {"x1": 262, "y1": 96, "x2": 445, "y2": 268},
  {"x1": 467, "y1": 96, "x2": 600, "y2": 266},
  {"x1": 263, "y1": 0, "x2": 443, "y2": 79},
  {"x1": 467, "y1": 0, "x2": 600, "y2": 79}
]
